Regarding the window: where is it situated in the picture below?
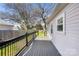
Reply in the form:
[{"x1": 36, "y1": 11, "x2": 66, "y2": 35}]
[{"x1": 57, "y1": 17, "x2": 63, "y2": 31}]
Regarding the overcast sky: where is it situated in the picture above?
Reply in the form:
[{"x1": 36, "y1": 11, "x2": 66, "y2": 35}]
[{"x1": 0, "y1": 3, "x2": 56, "y2": 14}]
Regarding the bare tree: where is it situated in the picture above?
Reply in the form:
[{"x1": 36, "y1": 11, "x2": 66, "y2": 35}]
[
  {"x1": 4, "y1": 3, "x2": 55, "y2": 32},
  {"x1": 5, "y1": 3, "x2": 34, "y2": 31},
  {"x1": 32, "y1": 3, "x2": 55, "y2": 31}
]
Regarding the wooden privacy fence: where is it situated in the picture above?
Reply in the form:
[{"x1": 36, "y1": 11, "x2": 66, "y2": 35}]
[
  {"x1": 0, "y1": 31, "x2": 37, "y2": 56},
  {"x1": 0, "y1": 30, "x2": 25, "y2": 41}
]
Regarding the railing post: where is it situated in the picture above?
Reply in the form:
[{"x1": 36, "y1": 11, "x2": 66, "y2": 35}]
[
  {"x1": 26, "y1": 33, "x2": 28, "y2": 46},
  {"x1": 5, "y1": 44, "x2": 6, "y2": 56},
  {"x1": 1, "y1": 46, "x2": 3, "y2": 56}
]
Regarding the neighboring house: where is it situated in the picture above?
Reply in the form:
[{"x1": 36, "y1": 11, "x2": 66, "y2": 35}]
[
  {"x1": 0, "y1": 19, "x2": 14, "y2": 30},
  {"x1": 47, "y1": 3, "x2": 79, "y2": 56},
  {"x1": 0, "y1": 24, "x2": 14, "y2": 30},
  {"x1": 0, "y1": 18, "x2": 21, "y2": 30}
]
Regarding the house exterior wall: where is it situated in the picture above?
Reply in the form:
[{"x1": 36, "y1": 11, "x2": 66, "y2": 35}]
[
  {"x1": 48, "y1": 3, "x2": 79, "y2": 56},
  {"x1": 0, "y1": 24, "x2": 14, "y2": 30}
]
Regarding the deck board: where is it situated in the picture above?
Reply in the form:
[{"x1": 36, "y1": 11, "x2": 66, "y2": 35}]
[{"x1": 23, "y1": 40, "x2": 61, "y2": 56}]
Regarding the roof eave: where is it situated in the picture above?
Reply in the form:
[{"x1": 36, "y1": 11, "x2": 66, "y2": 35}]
[{"x1": 47, "y1": 3, "x2": 69, "y2": 24}]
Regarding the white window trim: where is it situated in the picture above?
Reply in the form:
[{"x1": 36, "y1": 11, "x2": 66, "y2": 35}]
[{"x1": 56, "y1": 12, "x2": 66, "y2": 34}]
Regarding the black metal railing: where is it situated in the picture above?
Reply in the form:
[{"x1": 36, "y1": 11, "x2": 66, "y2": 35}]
[{"x1": 0, "y1": 31, "x2": 37, "y2": 56}]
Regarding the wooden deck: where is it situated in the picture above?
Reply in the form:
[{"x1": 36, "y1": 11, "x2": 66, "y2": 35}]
[{"x1": 19, "y1": 39, "x2": 61, "y2": 56}]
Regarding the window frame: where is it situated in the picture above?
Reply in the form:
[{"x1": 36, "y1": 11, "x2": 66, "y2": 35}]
[
  {"x1": 57, "y1": 17, "x2": 63, "y2": 31},
  {"x1": 56, "y1": 12, "x2": 65, "y2": 33}
]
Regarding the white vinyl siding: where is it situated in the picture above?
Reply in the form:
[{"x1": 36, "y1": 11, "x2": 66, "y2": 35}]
[{"x1": 48, "y1": 3, "x2": 79, "y2": 56}]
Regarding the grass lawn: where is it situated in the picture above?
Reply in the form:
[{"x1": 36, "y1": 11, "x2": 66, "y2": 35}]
[{"x1": 37, "y1": 30, "x2": 46, "y2": 38}]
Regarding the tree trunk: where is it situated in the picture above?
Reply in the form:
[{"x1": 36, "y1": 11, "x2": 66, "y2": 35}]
[
  {"x1": 43, "y1": 18, "x2": 47, "y2": 30},
  {"x1": 42, "y1": 18, "x2": 47, "y2": 36}
]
